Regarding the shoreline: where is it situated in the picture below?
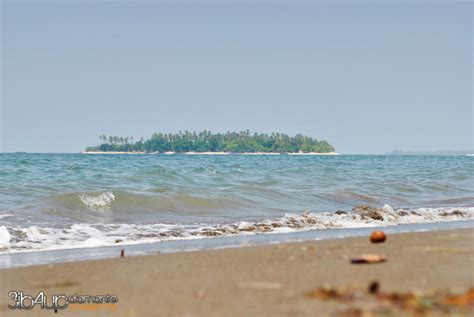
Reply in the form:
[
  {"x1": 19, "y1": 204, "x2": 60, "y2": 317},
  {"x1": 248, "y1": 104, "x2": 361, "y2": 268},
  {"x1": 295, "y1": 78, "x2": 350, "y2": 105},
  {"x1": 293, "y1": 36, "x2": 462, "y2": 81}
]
[
  {"x1": 1, "y1": 219, "x2": 472, "y2": 269},
  {"x1": 1, "y1": 228, "x2": 473, "y2": 316}
]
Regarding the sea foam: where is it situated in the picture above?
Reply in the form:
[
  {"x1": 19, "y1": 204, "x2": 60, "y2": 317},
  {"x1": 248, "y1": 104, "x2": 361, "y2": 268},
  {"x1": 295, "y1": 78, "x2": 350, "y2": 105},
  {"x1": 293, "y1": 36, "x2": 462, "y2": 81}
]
[
  {"x1": 0, "y1": 226, "x2": 11, "y2": 248},
  {"x1": 0, "y1": 205, "x2": 472, "y2": 255},
  {"x1": 79, "y1": 191, "x2": 115, "y2": 209}
]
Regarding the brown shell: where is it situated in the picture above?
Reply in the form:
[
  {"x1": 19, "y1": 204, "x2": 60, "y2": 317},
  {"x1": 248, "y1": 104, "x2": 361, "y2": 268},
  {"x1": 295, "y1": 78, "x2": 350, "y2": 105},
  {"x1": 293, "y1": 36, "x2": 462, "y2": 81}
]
[{"x1": 351, "y1": 254, "x2": 387, "y2": 264}]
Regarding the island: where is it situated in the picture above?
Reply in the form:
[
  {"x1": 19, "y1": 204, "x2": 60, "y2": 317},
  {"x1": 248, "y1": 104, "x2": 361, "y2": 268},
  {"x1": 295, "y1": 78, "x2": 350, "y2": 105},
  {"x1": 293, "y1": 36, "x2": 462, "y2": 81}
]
[{"x1": 84, "y1": 130, "x2": 336, "y2": 154}]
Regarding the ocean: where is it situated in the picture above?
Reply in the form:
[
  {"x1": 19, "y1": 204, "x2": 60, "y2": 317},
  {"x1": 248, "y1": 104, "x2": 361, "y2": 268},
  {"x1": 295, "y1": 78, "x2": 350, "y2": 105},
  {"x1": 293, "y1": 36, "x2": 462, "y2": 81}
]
[{"x1": 0, "y1": 153, "x2": 473, "y2": 267}]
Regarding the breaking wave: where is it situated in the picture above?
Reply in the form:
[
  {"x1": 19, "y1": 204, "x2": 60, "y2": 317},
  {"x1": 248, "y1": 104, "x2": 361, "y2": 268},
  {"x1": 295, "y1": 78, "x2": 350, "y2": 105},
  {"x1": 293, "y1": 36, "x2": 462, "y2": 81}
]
[
  {"x1": 79, "y1": 192, "x2": 115, "y2": 209},
  {"x1": 0, "y1": 205, "x2": 472, "y2": 254}
]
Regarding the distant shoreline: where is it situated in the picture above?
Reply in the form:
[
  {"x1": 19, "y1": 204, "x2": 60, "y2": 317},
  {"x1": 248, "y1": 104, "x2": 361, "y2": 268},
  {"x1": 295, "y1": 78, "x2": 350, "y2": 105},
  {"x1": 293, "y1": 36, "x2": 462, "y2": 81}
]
[
  {"x1": 80, "y1": 151, "x2": 340, "y2": 155},
  {"x1": 387, "y1": 149, "x2": 474, "y2": 156}
]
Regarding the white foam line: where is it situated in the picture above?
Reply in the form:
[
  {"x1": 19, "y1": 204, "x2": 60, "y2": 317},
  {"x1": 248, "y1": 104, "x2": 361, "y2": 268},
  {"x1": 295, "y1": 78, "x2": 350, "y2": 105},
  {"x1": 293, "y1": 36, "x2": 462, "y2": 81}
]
[{"x1": 0, "y1": 205, "x2": 472, "y2": 255}]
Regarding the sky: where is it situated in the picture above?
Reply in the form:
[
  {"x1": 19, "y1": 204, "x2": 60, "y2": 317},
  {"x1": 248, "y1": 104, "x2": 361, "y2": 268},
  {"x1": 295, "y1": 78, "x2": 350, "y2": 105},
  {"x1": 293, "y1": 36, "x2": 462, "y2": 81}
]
[{"x1": 0, "y1": 0, "x2": 472, "y2": 154}]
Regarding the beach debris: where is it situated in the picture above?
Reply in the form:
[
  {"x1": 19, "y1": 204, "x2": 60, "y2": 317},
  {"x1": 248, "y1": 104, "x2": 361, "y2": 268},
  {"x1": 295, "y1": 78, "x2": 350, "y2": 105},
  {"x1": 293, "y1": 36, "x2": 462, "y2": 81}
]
[
  {"x1": 440, "y1": 288, "x2": 474, "y2": 306},
  {"x1": 238, "y1": 281, "x2": 283, "y2": 290},
  {"x1": 335, "y1": 307, "x2": 363, "y2": 317},
  {"x1": 306, "y1": 284, "x2": 363, "y2": 301},
  {"x1": 306, "y1": 283, "x2": 474, "y2": 316},
  {"x1": 120, "y1": 249, "x2": 125, "y2": 258},
  {"x1": 201, "y1": 229, "x2": 225, "y2": 237},
  {"x1": 255, "y1": 223, "x2": 273, "y2": 232},
  {"x1": 397, "y1": 210, "x2": 410, "y2": 216},
  {"x1": 368, "y1": 281, "x2": 379, "y2": 294},
  {"x1": 352, "y1": 205, "x2": 384, "y2": 221},
  {"x1": 350, "y1": 254, "x2": 387, "y2": 264},
  {"x1": 440, "y1": 210, "x2": 464, "y2": 217},
  {"x1": 369, "y1": 231, "x2": 386, "y2": 243}
]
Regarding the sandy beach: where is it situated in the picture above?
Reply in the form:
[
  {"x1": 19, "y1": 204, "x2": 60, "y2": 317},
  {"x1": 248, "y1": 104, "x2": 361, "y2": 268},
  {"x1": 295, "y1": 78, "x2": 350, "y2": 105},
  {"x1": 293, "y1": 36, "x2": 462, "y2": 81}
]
[{"x1": 1, "y1": 228, "x2": 473, "y2": 316}]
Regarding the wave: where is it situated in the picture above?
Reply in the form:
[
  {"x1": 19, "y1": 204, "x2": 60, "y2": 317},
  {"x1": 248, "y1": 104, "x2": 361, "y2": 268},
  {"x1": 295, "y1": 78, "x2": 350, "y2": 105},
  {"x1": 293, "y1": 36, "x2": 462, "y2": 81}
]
[
  {"x1": 35, "y1": 190, "x2": 243, "y2": 219},
  {"x1": 430, "y1": 196, "x2": 474, "y2": 205},
  {"x1": 79, "y1": 191, "x2": 115, "y2": 209},
  {"x1": 0, "y1": 226, "x2": 10, "y2": 248},
  {"x1": 0, "y1": 205, "x2": 472, "y2": 254}
]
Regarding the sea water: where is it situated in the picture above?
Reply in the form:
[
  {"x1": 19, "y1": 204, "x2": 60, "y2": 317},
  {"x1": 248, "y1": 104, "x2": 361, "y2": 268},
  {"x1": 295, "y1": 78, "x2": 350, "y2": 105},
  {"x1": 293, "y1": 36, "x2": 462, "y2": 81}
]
[{"x1": 0, "y1": 153, "x2": 472, "y2": 267}]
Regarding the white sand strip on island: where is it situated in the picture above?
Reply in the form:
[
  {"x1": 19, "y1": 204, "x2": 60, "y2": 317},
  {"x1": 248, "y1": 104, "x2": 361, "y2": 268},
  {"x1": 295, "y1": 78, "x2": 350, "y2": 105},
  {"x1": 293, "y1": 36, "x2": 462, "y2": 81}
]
[
  {"x1": 80, "y1": 151, "x2": 147, "y2": 155},
  {"x1": 183, "y1": 152, "x2": 230, "y2": 155},
  {"x1": 287, "y1": 152, "x2": 340, "y2": 155}
]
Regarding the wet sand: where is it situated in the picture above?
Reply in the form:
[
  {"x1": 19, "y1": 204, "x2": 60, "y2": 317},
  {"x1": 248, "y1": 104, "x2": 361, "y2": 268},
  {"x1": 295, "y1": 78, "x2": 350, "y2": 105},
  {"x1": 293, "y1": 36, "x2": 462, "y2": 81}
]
[{"x1": 1, "y1": 228, "x2": 473, "y2": 316}]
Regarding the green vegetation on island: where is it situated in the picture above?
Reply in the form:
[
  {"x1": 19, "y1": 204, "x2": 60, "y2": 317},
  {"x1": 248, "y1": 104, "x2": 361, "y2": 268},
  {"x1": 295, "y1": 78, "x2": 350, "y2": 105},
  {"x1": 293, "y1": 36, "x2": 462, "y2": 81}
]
[{"x1": 85, "y1": 130, "x2": 335, "y2": 153}]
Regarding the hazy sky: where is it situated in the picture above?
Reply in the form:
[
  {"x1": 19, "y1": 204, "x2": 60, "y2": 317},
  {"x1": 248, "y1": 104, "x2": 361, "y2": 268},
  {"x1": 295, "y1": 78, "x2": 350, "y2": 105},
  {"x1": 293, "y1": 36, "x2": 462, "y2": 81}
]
[{"x1": 1, "y1": 1, "x2": 472, "y2": 153}]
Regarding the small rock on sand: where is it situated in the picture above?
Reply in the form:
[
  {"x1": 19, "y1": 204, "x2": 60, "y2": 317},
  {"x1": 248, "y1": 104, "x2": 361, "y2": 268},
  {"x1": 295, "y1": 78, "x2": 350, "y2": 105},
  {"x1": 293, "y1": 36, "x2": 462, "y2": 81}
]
[{"x1": 370, "y1": 230, "x2": 386, "y2": 243}]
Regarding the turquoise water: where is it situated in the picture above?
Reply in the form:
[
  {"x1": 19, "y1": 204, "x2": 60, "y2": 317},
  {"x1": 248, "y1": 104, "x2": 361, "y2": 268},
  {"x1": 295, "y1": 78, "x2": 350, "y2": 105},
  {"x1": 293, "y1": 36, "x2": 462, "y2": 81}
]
[{"x1": 0, "y1": 153, "x2": 472, "y2": 255}]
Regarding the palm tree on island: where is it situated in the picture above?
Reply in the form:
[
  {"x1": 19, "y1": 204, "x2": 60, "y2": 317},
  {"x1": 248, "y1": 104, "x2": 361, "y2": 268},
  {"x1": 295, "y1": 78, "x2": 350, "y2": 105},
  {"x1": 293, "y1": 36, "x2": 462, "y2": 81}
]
[{"x1": 84, "y1": 130, "x2": 336, "y2": 154}]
